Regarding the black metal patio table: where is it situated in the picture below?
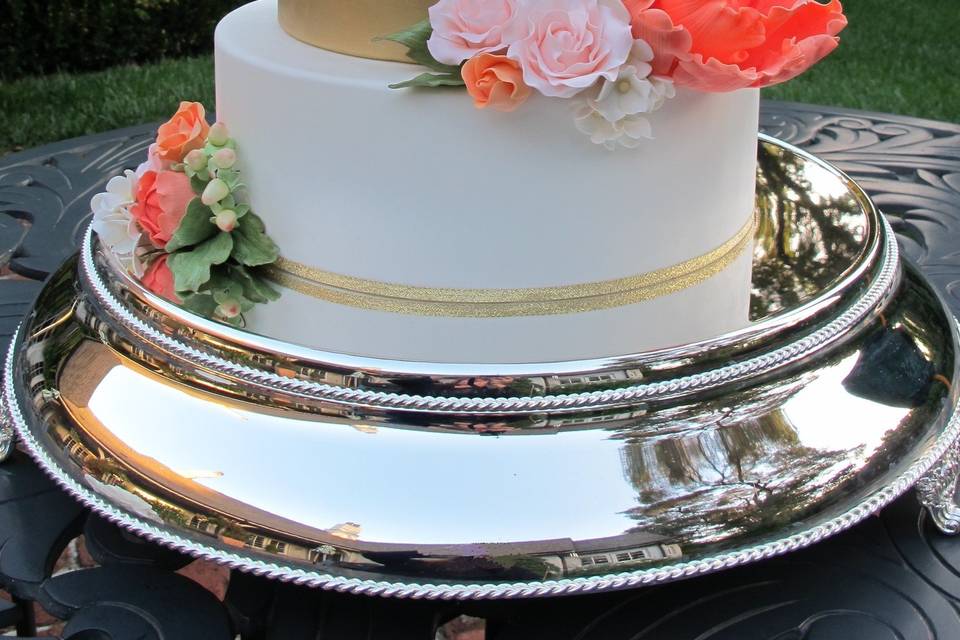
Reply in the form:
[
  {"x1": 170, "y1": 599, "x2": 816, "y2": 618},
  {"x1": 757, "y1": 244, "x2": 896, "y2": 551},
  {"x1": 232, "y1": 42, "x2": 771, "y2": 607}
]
[{"x1": 2, "y1": 100, "x2": 960, "y2": 639}]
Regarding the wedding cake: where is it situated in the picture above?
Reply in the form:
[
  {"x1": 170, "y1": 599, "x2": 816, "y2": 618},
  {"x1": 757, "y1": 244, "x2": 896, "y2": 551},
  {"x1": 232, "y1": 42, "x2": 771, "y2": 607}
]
[{"x1": 92, "y1": 0, "x2": 847, "y2": 364}]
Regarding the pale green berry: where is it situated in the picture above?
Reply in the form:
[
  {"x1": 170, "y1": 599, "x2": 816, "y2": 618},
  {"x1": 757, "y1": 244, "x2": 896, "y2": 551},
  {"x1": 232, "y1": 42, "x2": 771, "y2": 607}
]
[
  {"x1": 215, "y1": 209, "x2": 238, "y2": 232},
  {"x1": 217, "y1": 299, "x2": 241, "y2": 319},
  {"x1": 211, "y1": 148, "x2": 237, "y2": 169},
  {"x1": 201, "y1": 178, "x2": 230, "y2": 205},
  {"x1": 208, "y1": 122, "x2": 230, "y2": 146},
  {"x1": 184, "y1": 149, "x2": 207, "y2": 172}
]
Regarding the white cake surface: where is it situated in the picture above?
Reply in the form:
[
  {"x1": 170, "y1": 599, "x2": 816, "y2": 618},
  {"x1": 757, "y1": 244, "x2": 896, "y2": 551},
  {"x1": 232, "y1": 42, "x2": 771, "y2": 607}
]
[{"x1": 215, "y1": 0, "x2": 760, "y2": 363}]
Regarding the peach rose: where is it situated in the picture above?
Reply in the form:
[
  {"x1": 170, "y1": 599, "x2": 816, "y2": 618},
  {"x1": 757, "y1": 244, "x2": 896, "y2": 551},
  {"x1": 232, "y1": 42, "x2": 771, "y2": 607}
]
[
  {"x1": 505, "y1": 0, "x2": 633, "y2": 98},
  {"x1": 462, "y1": 54, "x2": 531, "y2": 112},
  {"x1": 141, "y1": 255, "x2": 181, "y2": 303},
  {"x1": 131, "y1": 170, "x2": 194, "y2": 248},
  {"x1": 644, "y1": 0, "x2": 847, "y2": 92},
  {"x1": 155, "y1": 101, "x2": 210, "y2": 163},
  {"x1": 427, "y1": 0, "x2": 520, "y2": 65}
]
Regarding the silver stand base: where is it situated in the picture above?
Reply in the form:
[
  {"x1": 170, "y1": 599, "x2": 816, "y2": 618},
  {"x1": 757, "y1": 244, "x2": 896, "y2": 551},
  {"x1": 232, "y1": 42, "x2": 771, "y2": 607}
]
[{"x1": 4, "y1": 136, "x2": 960, "y2": 598}]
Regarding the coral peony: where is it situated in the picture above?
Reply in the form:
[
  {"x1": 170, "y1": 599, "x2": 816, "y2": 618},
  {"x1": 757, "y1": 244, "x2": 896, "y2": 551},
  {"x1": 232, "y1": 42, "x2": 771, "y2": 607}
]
[
  {"x1": 632, "y1": 0, "x2": 847, "y2": 92},
  {"x1": 462, "y1": 54, "x2": 531, "y2": 111},
  {"x1": 131, "y1": 170, "x2": 194, "y2": 248},
  {"x1": 622, "y1": 0, "x2": 692, "y2": 76},
  {"x1": 154, "y1": 102, "x2": 210, "y2": 163},
  {"x1": 141, "y1": 254, "x2": 181, "y2": 303},
  {"x1": 505, "y1": 0, "x2": 633, "y2": 98}
]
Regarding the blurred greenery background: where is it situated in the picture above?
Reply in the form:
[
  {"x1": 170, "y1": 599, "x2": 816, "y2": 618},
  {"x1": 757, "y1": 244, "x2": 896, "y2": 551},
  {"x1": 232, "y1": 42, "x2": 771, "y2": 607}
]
[{"x1": 1, "y1": 0, "x2": 958, "y2": 156}]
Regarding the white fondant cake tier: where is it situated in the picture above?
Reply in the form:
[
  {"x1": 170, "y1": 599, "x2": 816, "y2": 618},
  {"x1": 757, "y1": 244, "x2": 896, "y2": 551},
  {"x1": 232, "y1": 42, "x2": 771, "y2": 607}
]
[{"x1": 215, "y1": 0, "x2": 759, "y2": 363}]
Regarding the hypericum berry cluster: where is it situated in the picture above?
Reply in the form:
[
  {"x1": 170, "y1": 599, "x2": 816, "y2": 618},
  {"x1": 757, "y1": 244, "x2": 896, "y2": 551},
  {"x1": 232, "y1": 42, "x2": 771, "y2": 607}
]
[
  {"x1": 180, "y1": 122, "x2": 247, "y2": 234},
  {"x1": 91, "y1": 102, "x2": 280, "y2": 325}
]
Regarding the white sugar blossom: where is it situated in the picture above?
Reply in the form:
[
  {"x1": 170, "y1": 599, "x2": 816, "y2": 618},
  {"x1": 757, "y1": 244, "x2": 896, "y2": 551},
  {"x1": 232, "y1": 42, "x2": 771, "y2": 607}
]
[
  {"x1": 588, "y1": 40, "x2": 676, "y2": 124},
  {"x1": 574, "y1": 40, "x2": 676, "y2": 149},
  {"x1": 574, "y1": 103, "x2": 655, "y2": 150},
  {"x1": 90, "y1": 170, "x2": 145, "y2": 276}
]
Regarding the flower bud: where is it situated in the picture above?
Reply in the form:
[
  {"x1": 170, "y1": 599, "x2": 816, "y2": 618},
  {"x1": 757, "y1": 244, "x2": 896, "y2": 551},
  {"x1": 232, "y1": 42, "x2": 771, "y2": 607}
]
[
  {"x1": 217, "y1": 299, "x2": 241, "y2": 319},
  {"x1": 201, "y1": 178, "x2": 229, "y2": 205},
  {"x1": 184, "y1": 149, "x2": 207, "y2": 172},
  {"x1": 211, "y1": 148, "x2": 236, "y2": 170},
  {"x1": 215, "y1": 209, "x2": 238, "y2": 232},
  {"x1": 208, "y1": 122, "x2": 230, "y2": 146}
]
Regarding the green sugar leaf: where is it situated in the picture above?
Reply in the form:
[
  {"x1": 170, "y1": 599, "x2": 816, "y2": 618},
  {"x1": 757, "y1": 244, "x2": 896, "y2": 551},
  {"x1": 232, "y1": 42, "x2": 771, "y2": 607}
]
[
  {"x1": 205, "y1": 271, "x2": 244, "y2": 304},
  {"x1": 217, "y1": 168, "x2": 242, "y2": 191},
  {"x1": 230, "y1": 264, "x2": 281, "y2": 303},
  {"x1": 165, "y1": 198, "x2": 218, "y2": 252},
  {"x1": 389, "y1": 72, "x2": 465, "y2": 89},
  {"x1": 378, "y1": 19, "x2": 461, "y2": 75},
  {"x1": 190, "y1": 174, "x2": 209, "y2": 195},
  {"x1": 180, "y1": 291, "x2": 219, "y2": 317},
  {"x1": 231, "y1": 212, "x2": 279, "y2": 267},
  {"x1": 168, "y1": 231, "x2": 234, "y2": 293}
]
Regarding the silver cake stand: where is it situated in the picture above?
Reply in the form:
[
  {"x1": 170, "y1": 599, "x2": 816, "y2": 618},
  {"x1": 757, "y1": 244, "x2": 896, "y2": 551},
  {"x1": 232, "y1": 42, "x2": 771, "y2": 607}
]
[{"x1": 2, "y1": 135, "x2": 960, "y2": 600}]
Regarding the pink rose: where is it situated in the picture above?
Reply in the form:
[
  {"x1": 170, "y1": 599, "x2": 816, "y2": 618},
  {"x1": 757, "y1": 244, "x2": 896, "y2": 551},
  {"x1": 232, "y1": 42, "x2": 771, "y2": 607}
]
[
  {"x1": 141, "y1": 254, "x2": 181, "y2": 303},
  {"x1": 505, "y1": 0, "x2": 633, "y2": 98},
  {"x1": 427, "y1": 0, "x2": 520, "y2": 65},
  {"x1": 131, "y1": 170, "x2": 194, "y2": 248}
]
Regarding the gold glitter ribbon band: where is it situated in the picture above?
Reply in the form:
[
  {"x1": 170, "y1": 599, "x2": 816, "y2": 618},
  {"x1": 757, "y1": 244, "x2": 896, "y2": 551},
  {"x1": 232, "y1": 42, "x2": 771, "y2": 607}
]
[{"x1": 265, "y1": 217, "x2": 756, "y2": 318}]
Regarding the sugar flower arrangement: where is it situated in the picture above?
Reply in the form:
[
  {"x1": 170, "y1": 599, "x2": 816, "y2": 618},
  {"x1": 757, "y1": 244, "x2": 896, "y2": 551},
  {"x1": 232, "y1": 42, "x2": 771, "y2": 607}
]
[
  {"x1": 91, "y1": 102, "x2": 280, "y2": 324},
  {"x1": 386, "y1": 0, "x2": 847, "y2": 149}
]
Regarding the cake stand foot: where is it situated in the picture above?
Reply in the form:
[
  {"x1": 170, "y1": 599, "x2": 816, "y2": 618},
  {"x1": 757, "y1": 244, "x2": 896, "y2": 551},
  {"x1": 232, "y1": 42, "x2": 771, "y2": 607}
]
[
  {"x1": 0, "y1": 419, "x2": 13, "y2": 463},
  {"x1": 918, "y1": 435, "x2": 960, "y2": 535},
  {"x1": 0, "y1": 385, "x2": 14, "y2": 463}
]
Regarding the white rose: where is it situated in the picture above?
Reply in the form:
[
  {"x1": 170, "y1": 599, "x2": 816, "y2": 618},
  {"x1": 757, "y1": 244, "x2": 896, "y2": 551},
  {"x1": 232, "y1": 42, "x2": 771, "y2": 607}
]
[{"x1": 90, "y1": 170, "x2": 144, "y2": 275}]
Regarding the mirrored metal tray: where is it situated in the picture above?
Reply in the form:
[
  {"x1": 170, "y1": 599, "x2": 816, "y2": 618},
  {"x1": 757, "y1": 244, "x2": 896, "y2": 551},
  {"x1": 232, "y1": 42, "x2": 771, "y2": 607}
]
[{"x1": 3, "y1": 136, "x2": 960, "y2": 599}]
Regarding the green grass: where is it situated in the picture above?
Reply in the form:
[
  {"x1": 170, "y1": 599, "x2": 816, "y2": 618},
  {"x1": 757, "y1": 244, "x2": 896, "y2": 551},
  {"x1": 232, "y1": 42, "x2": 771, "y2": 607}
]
[
  {"x1": 763, "y1": 0, "x2": 960, "y2": 123},
  {"x1": 1, "y1": 56, "x2": 216, "y2": 155},
  {"x1": 1, "y1": 0, "x2": 958, "y2": 156}
]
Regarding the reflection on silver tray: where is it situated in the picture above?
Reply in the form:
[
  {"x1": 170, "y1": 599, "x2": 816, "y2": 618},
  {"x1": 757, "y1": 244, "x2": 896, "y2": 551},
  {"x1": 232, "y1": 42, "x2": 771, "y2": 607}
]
[{"x1": 3, "y1": 136, "x2": 960, "y2": 599}]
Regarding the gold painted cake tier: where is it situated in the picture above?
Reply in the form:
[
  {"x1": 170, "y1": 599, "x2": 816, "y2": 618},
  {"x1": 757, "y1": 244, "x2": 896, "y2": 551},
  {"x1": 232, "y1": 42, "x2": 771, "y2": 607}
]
[{"x1": 278, "y1": 0, "x2": 433, "y2": 62}]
